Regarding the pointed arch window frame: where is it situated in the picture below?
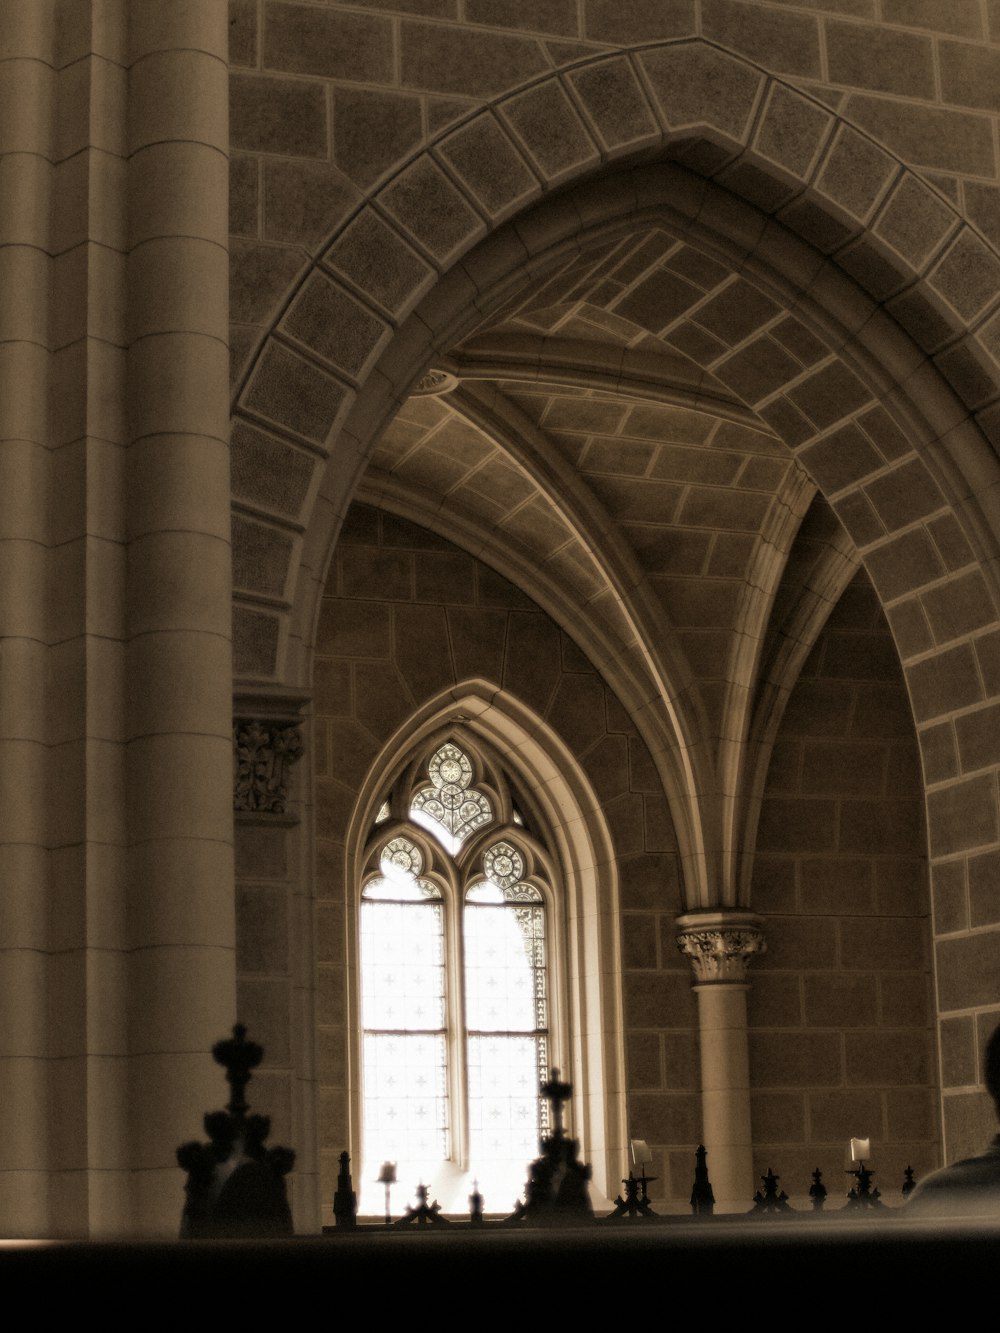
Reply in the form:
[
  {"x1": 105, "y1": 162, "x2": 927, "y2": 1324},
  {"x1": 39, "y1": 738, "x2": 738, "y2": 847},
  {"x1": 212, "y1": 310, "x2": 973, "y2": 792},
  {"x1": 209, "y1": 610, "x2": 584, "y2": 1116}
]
[
  {"x1": 342, "y1": 695, "x2": 628, "y2": 1217},
  {"x1": 356, "y1": 741, "x2": 563, "y2": 1209}
]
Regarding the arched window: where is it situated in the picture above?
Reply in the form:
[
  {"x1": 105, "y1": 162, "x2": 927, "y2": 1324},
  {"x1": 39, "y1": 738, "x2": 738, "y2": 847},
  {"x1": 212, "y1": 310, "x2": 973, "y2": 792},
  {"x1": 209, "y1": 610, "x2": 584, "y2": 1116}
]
[{"x1": 357, "y1": 739, "x2": 556, "y2": 1212}]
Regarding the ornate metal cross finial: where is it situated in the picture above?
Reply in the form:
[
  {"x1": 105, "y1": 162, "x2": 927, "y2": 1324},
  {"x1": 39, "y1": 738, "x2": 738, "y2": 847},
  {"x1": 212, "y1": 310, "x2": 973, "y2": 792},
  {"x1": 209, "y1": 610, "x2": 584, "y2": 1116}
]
[
  {"x1": 541, "y1": 1068, "x2": 572, "y2": 1135},
  {"x1": 752, "y1": 1167, "x2": 791, "y2": 1213},
  {"x1": 177, "y1": 1024, "x2": 294, "y2": 1238},
  {"x1": 846, "y1": 1161, "x2": 883, "y2": 1209},
  {"x1": 212, "y1": 1023, "x2": 263, "y2": 1118}
]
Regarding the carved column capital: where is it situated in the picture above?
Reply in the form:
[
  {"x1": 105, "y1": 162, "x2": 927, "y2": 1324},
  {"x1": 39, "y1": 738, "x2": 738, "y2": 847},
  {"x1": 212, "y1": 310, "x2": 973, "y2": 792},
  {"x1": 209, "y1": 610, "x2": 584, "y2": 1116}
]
[
  {"x1": 233, "y1": 720, "x2": 303, "y2": 813},
  {"x1": 233, "y1": 688, "x2": 309, "y2": 815},
  {"x1": 676, "y1": 911, "x2": 766, "y2": 984}
]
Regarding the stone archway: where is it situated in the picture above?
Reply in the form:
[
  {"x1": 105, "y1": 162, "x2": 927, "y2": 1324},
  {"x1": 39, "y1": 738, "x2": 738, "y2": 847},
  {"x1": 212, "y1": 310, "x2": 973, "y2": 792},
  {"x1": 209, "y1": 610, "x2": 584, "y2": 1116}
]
[
  {"x1": 232, "y1": 40, "x2": 1000, "y2": 899},
  {"x1": 230, "y1": 39, "x2": 1000, "y2": 1201},
  {"x1": 337, "y1": 679, "x2": 627, "y2": 1208},
  {"x1": 231, "y1": 40, "x2": 1000, "y2": 688}
]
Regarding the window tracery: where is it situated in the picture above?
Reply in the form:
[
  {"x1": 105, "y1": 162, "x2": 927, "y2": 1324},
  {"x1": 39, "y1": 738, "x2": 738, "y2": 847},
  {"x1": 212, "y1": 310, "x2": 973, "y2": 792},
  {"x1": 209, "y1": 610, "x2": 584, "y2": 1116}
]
[
  {"x1": 410, "y1": 740, "x2": 494, "y2": 853},
  {"x1": 358, "y1": 739, "x2": 553, "y2": 1210}
]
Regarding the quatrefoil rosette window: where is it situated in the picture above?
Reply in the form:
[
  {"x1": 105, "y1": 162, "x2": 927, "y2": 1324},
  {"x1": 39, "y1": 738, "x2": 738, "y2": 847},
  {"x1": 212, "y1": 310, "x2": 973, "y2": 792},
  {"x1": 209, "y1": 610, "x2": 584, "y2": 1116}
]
[{"x1": 359, "y1": 741, "x2": 552, "y2": 1211}]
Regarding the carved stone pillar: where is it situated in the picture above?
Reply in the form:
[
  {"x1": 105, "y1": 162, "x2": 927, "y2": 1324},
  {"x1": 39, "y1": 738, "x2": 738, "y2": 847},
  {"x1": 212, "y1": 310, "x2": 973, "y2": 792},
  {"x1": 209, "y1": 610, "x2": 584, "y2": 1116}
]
[{"x1": 676, "y1": 910, "x2": 766, "y2": 1214}]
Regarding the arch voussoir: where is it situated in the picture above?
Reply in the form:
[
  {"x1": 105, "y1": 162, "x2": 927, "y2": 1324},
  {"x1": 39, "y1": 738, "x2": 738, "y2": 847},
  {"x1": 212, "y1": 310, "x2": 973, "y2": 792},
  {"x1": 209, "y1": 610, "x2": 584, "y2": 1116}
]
[{"x1": 567, "y1": 54, "x2": 663, "y2": 158}]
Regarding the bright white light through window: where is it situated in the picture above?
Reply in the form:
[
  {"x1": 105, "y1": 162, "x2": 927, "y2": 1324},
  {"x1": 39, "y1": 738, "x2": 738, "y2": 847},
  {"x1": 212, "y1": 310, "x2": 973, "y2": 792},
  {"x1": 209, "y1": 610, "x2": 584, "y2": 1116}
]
[
  {"x1": 361, "y1": 841, "x2": 449, "y2": 1179},
  {"x1": 359, "y1": 743, "x2": 550, "y2": 1214}
]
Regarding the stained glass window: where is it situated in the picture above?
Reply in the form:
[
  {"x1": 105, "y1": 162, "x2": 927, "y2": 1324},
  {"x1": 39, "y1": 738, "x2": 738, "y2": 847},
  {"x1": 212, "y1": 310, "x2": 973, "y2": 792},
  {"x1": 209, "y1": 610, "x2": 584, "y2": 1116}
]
[
  {"x1": 359, "y1": 742, "x2": 553, "y2": 1215},
  {"x1": 360, "y1": 837, "x2": 449, "y2": 1178},
  {"x1": 410, "y1": 741, "x2": 493, "y2": 853},
  {"x1": 465, "y1": 847, "x2": 548, "y2": 1205}
]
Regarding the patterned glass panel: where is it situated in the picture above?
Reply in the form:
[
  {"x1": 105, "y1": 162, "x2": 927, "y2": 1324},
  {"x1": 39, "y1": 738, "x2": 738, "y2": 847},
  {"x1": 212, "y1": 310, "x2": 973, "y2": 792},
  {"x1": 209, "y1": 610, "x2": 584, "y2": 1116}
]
[
  {"x1": 410, "y1": 742, "x2": 493, "y2": 852},
  {"x1": 361, "y1": 828, "x2": 450, "y2": 1188},
  {"x1": 362, "y1": 876, "x2": 441, "y2": 903},
  {"x1": 464, "y1": 871, "x2": 547, "y2": 1206},
  {"x1": 467, "y1": 1032, "x2": 548, "y2": 1205},
  {"x1": 463, "y1": 900, "x2": 546, "y2": 1032},
  {"x1": 360, "y1": 900, "x2": 446, "y2": 1030},
  {"x1": 484, "y1": 841, "x2": 524, "y2": 889},
  {"x1": 363, "y1": 837, "x2": 439, "y2": 902},
  {"x1": 380, "y1": 836, "x2": 424, "y2": 878},
  {"x1": 363, "y1": 1032, "x2": 449, "y2": 1168}
]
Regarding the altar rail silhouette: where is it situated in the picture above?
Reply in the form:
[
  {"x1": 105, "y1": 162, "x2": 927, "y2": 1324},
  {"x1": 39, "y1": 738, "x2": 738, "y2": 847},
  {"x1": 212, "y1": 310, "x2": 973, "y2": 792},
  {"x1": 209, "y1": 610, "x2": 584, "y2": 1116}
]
[
  {"x1": 0, "y1": 1027, "x2": 986, "y2": 1311},
  {"x1": 174, "y1": 1027, "x2": 921, "y2": 1238},
  {"x1": 331, "y1": 1061, "x2": 915, "y2": 1229},
  {"x1": 328, "y1": 1144, "x2": 915, "y2": 1231}
]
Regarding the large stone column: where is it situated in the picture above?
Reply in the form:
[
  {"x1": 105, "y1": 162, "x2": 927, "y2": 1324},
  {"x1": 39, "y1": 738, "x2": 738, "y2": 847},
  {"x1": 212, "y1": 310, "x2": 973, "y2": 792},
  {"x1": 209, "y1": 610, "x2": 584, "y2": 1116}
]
[
  {"x1": 125, "y1": 1, "x2": 234, "y2": 1235},
  {"x1": 0, "y1": 0, "x2": 55, "y2": 1238},
  {"x1": 677, "y1": 911, "x2": 765, "y2": 1214}
]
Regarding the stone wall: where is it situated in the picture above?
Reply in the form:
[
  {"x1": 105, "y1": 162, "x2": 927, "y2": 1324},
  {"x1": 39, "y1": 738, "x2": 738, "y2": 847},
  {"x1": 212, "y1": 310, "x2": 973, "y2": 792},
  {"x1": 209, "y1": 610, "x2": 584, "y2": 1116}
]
[
  {"x1": 311, "y1": 501, "x2": 695, "y2": 1213},
  {"x1": 229, "y1": 0, "x2": 1000, "y2": 392},
  {"x1": 309, "y1": 508, "x2": 932, "y2": 1212},
  {"x1": 226, "y1": 0, "x2": 1000, "y2": 1214},
  {"x1": 751, "y1": 570, "x2": 934, "y2": 1200}
]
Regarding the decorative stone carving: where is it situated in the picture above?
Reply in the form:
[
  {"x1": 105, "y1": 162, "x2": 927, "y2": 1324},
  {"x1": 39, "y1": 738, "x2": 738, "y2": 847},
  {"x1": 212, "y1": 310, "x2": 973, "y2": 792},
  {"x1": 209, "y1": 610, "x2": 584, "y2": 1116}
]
[
  {"x1": 233, "y1": 719, "x2": 304, "y2": 813},
  {"x1": 411, "y1": 367, "x2": 458, "y2": 396},
  {"x1": 676, "y1": 913, "x2": 766, "y2": 983}
]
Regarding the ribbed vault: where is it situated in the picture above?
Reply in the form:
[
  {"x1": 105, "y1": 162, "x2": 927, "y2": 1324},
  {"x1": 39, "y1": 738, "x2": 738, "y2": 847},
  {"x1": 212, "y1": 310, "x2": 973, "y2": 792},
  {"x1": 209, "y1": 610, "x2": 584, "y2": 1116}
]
[{"x1": 232, "y1": 38, "x2": 1000, "y2": 913}]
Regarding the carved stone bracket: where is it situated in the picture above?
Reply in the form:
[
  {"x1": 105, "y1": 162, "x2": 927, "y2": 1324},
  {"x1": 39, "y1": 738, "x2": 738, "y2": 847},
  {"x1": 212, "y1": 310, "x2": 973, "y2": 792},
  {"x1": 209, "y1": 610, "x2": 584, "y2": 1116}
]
[
  {"x1": 233, "y1": 719, "x2": 304, "y2": 813},
  {"x1": 675, "y1": 911, "x2": 766, "y2": 984},
  {"x1": 411, "y1": 368, "x2": 458, "y2": 396}
]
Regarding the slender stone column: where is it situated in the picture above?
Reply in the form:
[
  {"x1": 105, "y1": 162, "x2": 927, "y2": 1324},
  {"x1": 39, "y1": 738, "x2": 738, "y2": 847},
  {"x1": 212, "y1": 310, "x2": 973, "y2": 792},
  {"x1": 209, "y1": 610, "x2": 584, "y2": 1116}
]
[
  {"x1": 125, "y1": 1, "x2": 234, "y2": 1235},
  {"x1": 676, "y1": 911, "x2": 765, "y2": 1214}
]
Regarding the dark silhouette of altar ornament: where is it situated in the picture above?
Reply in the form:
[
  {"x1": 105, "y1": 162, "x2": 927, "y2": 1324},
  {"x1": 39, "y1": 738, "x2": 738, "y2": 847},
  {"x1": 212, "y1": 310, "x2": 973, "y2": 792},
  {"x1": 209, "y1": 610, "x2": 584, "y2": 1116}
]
[
  {"x1": 606, "y1": 1166, "x2": 657, "y2": 1220},
  {"x1": 396, "y1": 1182, "x2": 451, "y2": 1226},
  {"x1": 176, "y1": 1024, "x2": 295, "y2": 1238},
  {"x1": 333, "y1": 1151, "x2": 357, "y2": 1230},
  {"x1": 328, "y1": 1097, "x2": 916, "y2": 1228},
  {"x1": 844, "y1": 1160, "x2": 883, "y2": 1210},
  {"x1": 809, "y1": 1167, "x2": 828, "y2": 1211},
  {"x1": 605, "y1": 1138, "x2": 658, "y2": 1221},
  {"x1": 751, "y1": 1168, "x2": 793, "y2": 1215},
  {"x1": 690, "y1": 1144, "x2": 715, "y2": 1216},
  {"x1": 507, "y1": 1069, "x2": 595, "y2": 1226}
]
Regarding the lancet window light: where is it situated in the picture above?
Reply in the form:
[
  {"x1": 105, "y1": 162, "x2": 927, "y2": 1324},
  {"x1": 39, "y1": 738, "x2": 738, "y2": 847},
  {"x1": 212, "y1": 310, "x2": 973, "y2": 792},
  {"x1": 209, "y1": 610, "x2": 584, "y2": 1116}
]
[{"x1": 359, "y1": 739, "x2": 554, "y2": 1211}]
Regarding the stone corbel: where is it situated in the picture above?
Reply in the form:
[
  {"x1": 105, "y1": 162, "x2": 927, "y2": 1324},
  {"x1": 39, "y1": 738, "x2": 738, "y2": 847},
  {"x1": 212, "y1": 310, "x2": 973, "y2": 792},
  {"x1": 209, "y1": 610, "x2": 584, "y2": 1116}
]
[
  {"x1": 233, "y1": 688, "x2": 310, "y2": 817},
  {"x1": 675, "y1": 910, "x2": 766, "y2": 984}
]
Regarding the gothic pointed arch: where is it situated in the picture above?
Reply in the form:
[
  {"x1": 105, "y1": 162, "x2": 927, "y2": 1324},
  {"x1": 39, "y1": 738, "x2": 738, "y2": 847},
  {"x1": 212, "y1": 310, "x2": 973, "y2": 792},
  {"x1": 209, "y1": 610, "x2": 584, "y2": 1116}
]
[
  {"x1": 336, "y1": 681, "x2": 628, "y2": 1211},
  {"x1": 232, "y1": 38, "x2": 1000, "y2": 695},
  {"x1": 239, "y1": 35, "x2": 1000, "y2": 1185},
  {"x1": 233, "y1": 37, "x2": 1000, "y2": 920}
]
